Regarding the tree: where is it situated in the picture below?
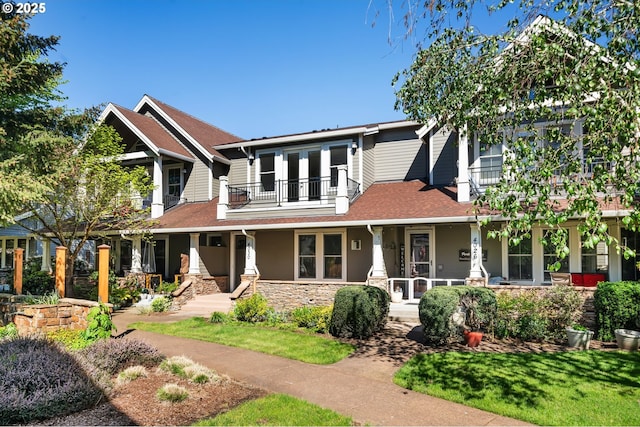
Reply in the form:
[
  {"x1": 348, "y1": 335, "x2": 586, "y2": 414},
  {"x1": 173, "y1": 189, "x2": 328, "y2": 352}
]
[
  {"x1": 0, "y1": 10, "x2": 69, "y2": 224},
  {"x1": 392, "y1": 1, "x2": 640, "y2": 261},
  {"x1": 18, "y1": 123, "x2": 153, "y2": 292}
]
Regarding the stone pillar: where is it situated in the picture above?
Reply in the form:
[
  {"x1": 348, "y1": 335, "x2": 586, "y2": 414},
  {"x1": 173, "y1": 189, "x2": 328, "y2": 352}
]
[
  {"x1": 40, "y1": 238, "x2": 52, "y2": 273},
  {"x1": 131, "y1": 236, "x2": 142, "y2": 273},
  {"x1": 217, "y1": 176, "x2": 228, "y2": 220},
  {"x1": 98, "y1": 245, "x2": 110, "y2": 303},
  {"x1": 457, "y1": 124, "x2": 470, "y2": 203},
  {"x1": 14, "y1": 248, "x2": 23, "y2": 294},
  {"x1": 189, "y1": 233, "x2": 201, "y2": 274},
  {"x1": 243, "y1": 232, "x2": 257, "y2": 275},
  {"x1": 55, "y1": 246, "x2": 67, "y2": 297},
  {"x1": 370, "y1": 226, "x2": 387, "y2": 278},
  {"x1": 466, "y1": 223, "x2": 484, "y2": 284},
  {"x1": 335, "y1": 165, "x2": 349, "y2": 215},
  {"x1": 151, "y1": 156, "x2": 164, "y2": 218}
]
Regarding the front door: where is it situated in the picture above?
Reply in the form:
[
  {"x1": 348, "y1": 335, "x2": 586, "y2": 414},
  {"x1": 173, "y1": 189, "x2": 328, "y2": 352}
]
[
  {"x1": 284, "y1": 149, "x2": 321, "y2": 202},
  {"x1": 406, "y1": 230, "x2": 434, "y2": 300}
]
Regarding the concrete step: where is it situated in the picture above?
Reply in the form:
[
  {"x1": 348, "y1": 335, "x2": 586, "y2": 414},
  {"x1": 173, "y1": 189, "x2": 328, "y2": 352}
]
[
  {"x1": 388, "y1": 302, "x2": 420, "y2": 323},
  {"x1": 178, "y1": 293, "x2": 234, "y2": 315}
]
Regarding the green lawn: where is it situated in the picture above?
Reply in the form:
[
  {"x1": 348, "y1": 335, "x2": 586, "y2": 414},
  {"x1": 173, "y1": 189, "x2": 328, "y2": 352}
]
[
  {"x1": 394, "y1": 350, "x2": 640, "y2": 426},
  {"x1": 193, "y1": 394, "x2": 353, "y2": 426},
  {"x1": 130, "y1": 317, "x2": 354, "y2": 364}
]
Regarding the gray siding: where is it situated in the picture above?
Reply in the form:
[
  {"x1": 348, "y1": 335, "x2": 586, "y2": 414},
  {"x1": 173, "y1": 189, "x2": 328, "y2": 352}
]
[
  {"x1": 362, "y1": 135, "x2": 376, "y2": 191},
  {"x1": 0, "y1": 223, "x2": 29, "y2": 237},
  {"x1": 183, "y1": 161, "x2": 210, "y2": 202},
  {"x1": 346, "y1": 228, "x2": 372, "y2": 282},
  {"x1": 226, "y1": 158, "x2": 248, "y2": 186},
  {"x1": 374, "y1": 129, "x2": 426, "y2": 182},
  {"x1": 256, "y1": 230, "x2": 294, "y2": 280},
  {"x1": 431, "y1": 126, "x2": 457, "y2": 186},
  {"x1": 227, "y1": 206, "x2": 336, "y2": 220}
]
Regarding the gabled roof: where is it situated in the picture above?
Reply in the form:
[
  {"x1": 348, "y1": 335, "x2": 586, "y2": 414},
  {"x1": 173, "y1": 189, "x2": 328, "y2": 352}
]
[
  {"x1": 103, "y1": 104, "x2": 195, "y2": 162},
  {"x1": 134, "y1": 95, "x2": 242, "y2": 164}
]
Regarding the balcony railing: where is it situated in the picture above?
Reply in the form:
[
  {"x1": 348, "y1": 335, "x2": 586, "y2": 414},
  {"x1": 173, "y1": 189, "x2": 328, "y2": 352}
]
[{"x1": 228, "y1": 177, "x2": 360, "y2": 209}]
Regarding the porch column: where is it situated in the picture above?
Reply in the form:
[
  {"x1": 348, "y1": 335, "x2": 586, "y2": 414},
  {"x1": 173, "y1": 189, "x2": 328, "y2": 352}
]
[
  {"x1": 151, "y1": 156, "x2": 164, "y2": 218},
  {"x1": 40, "y1": 238, "x2": 52, "y2": 273},
  {"x1": 112, "y1": 237, "x2": 121, "y2": 273},
  {"x1": 370, "y1": 226, "x2": 386, "y2": 277},
  {"x1": 609, "y1": 221, "x2": 622, "y2": 282},
  {"x1": 189, "y1": 233, "x2": 201, "y2": 274},
  {"x1": 335, "y1": 165, "x2": 349, "y2": 215},
  {"x1": 466, "y1": 223, "x2": 484, "y2": 282},
  {"x1": 0, "y1": 240, "x2": 5, "y2": 268},
  {"x1": 131, "y1": 236, "x2": 142, "y2": 273},
  {"x1": 457, "y1": 124, "x2": 470, "y2": 203},
  {"x1": 243, "y1": 231, "x2": 257, "y2": 275},
  {"x1": 217, "y1": 176, "x2": 228, "y2": 220}
]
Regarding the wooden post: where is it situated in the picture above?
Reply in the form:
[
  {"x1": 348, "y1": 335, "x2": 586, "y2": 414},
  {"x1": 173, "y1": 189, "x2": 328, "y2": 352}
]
[
  {"x1": 98, "y1": 244, "x2": 110, "y2": 304},
  {"x1": 55, "y1": 246, "x2": 67, "y2": 297},
  {"x1": 14, "y1": 248, "x2": 24, "y2": 294}
]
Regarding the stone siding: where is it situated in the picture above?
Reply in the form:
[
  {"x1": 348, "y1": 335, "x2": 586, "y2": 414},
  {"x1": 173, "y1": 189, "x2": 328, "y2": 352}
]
[
  {"x1": 489, "y1": 285, "x2": 596, "y2": 328},
  {"x1": 182, "y1": 275, "x2": 229, "y2": 294},
  {"x1": 0, "y1": 293, "x2": 29, "y2": 326},
  {"x1": 12, "y1": 298, "x2": 105, "y2": 336},
  {"x1": 241, "y1": 280, "x2": 367, "y2": 311},
  {"x1": 171, "y1": 280, "x2": 195, "y2": 308}
]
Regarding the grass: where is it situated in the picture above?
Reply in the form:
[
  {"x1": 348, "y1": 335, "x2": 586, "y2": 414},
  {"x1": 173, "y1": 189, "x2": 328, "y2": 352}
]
[
  {"x1": 193, "y1": 393, "x2": 353, "y2": 426},
  {"x1": 130, "y1": 317, "x2": 354, "y2": 364},
  {"x1": 394, "y1": 350, "x2": 640, "y2": 426}
]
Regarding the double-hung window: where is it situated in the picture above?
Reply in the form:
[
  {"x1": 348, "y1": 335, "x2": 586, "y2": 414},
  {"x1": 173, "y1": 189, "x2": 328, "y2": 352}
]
[
  {"x1": 542, "y1": 230, "x2": 570, "y2": 282},
  {"x1": 507, "y1": 237, "x2": 533, "y2": 281},
  {"x1": 581, "y1": 237, "x2": 609, "y2": 274},
  {"x1": 296, "y1": 230, "x2": 345, "y2": 280},
  {"x1": 259, "y1": 152, "x2": 276, "y2": 192},
  {"x1": 329, "y1": 145, "x2": 348, "y2": 187}
]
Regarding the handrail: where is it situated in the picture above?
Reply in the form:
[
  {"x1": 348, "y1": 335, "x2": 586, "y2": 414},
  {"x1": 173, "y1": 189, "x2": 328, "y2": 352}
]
[{"x1": 387, "y1": 277, "x2": 466, "y2": 302}]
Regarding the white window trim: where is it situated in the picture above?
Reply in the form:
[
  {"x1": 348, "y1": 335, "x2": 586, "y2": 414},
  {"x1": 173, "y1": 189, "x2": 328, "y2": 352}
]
[
  {"x1": 165, "y1": 165, "x2": 184, "y2": 199},
  {"x1": 294, "y1": 229, "x2": 347, "y2": 281}
]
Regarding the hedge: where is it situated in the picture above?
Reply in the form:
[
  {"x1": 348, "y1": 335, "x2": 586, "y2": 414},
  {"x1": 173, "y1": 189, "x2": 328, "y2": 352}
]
[
  {"x1": 594, "y1": 281, "x2": 640, "y2": 341},
  {"x1": 329, "y1": 285, "x2": 390, "y2": 339}
]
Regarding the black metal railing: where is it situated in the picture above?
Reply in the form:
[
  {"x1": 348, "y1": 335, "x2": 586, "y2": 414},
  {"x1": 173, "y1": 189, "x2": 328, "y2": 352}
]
[{"x1": 228, "y1": 176, "x2": 360, "y2": 209}]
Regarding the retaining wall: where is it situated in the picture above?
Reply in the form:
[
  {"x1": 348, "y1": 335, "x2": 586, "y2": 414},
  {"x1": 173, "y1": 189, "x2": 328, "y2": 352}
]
[{"x1": 12, "y1": 298, "x2": 104, "y2": 336}]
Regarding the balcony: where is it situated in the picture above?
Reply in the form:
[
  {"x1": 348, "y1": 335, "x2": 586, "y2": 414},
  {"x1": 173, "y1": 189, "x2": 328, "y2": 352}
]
[{"x1": 227, "y1": 177, "x2": 360, "y2": 209}]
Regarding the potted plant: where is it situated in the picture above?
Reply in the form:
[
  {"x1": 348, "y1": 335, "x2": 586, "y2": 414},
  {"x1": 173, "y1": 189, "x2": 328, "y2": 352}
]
[
  {"x1": 566, "y1": 323, "x2": 594, "y2": 350},
  {"x1": 460, "y1": 293, "x2": 485, "y2": 347},
  {"x1": 614, "y1": 329, "x2": 640, "y2": 351},
  {"x1": 391, "y1": 286, "x2": 404, "y2": 303}
]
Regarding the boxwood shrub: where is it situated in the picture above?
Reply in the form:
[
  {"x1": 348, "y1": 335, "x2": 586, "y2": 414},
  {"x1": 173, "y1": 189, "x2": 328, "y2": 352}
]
[
  {"x1": 329, "y1": 285, "x2": 390, "y2": 339},
  {"x1": 594, "y1": 281, "x2": 640, "y2": 341},
  {"x1": 419, "y1": 286, "x2": 496, "y2": 345}
]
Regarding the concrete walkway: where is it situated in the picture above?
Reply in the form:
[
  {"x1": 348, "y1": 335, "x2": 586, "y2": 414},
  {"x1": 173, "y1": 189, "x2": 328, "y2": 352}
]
[{"x1": 112, "y1": 297, "x2": 529, "y2": 426}]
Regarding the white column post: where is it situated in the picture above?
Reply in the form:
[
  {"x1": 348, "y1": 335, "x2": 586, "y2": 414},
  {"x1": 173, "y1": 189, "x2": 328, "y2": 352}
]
[
  {"x1": 0, "y1": 239, "x2": 5, "y2": 268},
  {"x1": 468, "y1": 223, "x2": 483, "y2": 279},
  {"x1": 609, "y1": 221, "x2": 622, "y2": 282},
  {"x1": 113, "y1": 237, "x2": 121, "y2": 273},
  {"x1": 457, "y1": 124, "x2": 470, "y2": 203},
  {"x1": 243, "y1": 232, "x2": 257, "y2": 275},
  {"x1": 371, "y1": 226, "x2": 386, "y2": 277},
  {"x1": 151, "y1": 156, "x2": 164, "y2": 218},
  {"x1": 218, "y1": 176, "x2": 229, "y2": 220},
  {"x1": 131, "y1": 236, "x2": 142, "y2": 273},
  {"x1": 40, "y1": 238, "x2": 52, "y2": 273},
  {"x1": 189, "y1": 233, "x2": 201, "y2": 274},
  {"x1": 335, "y1": 165, "x2": 349, "y2": 215}
]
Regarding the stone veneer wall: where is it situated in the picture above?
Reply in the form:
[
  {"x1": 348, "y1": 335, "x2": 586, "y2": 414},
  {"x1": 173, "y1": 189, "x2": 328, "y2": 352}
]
[
  {"x1": 181, "y1": 275, "x2": 229, "y2": 294},
  {"x1": 488, "y1": 285, "x2": 596, "y2": 329},
  {"x1": 12, "y1": 298, "x2": 104, "y2": 336},
  {"x1": 0, "y1": 293, "x2": 29, "y2": 326},
  {"x1": 241, "y1": 280, "x2": 367, "y2": 311}
]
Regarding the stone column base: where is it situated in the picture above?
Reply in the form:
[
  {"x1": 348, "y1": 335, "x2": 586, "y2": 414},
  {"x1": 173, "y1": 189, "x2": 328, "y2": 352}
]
[{"x1": 465, "y1": 277, "x2": 487, "y2": 286}]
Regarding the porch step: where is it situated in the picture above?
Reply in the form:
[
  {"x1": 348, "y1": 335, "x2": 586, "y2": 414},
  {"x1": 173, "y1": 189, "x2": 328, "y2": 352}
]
[
  {"x1": 178, "y1": 293, "x2": 234, "y2": 316},
  {"x1": 388, "y1": 302, "x2": 420, "y2": 323}
]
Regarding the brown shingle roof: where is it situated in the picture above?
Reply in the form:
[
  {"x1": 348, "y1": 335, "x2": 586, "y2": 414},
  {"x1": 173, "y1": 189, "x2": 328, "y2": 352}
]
[
  {"x1": 112, "y1": 105, "x2": 194, "y2": 160},
  {"x1": 154, "y1": 181, "x2": 480, "y2": 230},
  {"x1": 146, "y1": 96, "x2": 242, "y2": 159}
]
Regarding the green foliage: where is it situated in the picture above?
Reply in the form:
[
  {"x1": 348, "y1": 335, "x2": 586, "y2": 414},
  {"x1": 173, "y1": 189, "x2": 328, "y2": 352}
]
[
  {"x1": 156, "y1": 383, "x2": 189, "y2": 403},
  {"x1": 157, "y1": 280, "x2": 178, "y2": 294},
  {"x1": 160, "y1": 356, "x2": 218, "y2": 384},
  {"x1": 27, "y1": 290, "x2": 60, "y2": 305},
  {"x1": 150, "y1": 296, "x2": 172, "y2": 312},
  {"x1": 391, "y1": 1, "x2": 640, "y2": 259},
  {"x1": 0, "y1": 322, "x2": 18, "y2": 340},
  {"x1": 329, "y1": 285, "x2": 390, "y2": 339},
  {"x1": 594, "y1": 281, "x2": 640, "y2": 341},
  {"x1": 208, "y1": 311, "x2": 230, "y2": 323},
  {"x1": 495, "y1": 286, "x2": 582, "y2": 341},
  {"x1": 22, "y1": 258, "x2": 54, "y2": 295},
  {"x1": 116, "y1": 365, "x2": 148, "y2": 384},
  {"x1": 46, "y1": 329, "x2": 90, "y2": 350},
  {"x1": 82, "y1": 303, "x2": 115, "y2": 342},
  {"x1": 233, "y1": 293, "x2": 272, "y2": 323},
  {"x1": 419, "y1": 286, "x2": 496, "y2": 345},
  {"x1": 290, "y1": 305, "x2": 333, "y2": 333}
]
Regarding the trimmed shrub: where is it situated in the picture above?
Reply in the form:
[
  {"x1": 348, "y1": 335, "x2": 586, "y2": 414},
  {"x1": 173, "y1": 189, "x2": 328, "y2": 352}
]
[
  {"x1": 234, "y1": 293, "x2": 273, "y2": 323},
  {"x1": 0, "y1": 338, "x2": 103, "y2": 424},
  {"x1": 329, "y1": 285, "x2": 390, "y2": 339},
  {"x1": 291, "y1": 305, "x2": 333, "y2": 333},
  {"x1": 419, "y1": 286, "x2": 496, "y2": 345},
  {"x1": 594, "y1": 281, "x2": 640, "y2": 341}
]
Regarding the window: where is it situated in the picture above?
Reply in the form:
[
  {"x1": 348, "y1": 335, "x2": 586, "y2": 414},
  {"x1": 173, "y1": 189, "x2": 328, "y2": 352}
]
[
  {"x1": 508, "y1": 237, "x2": 532, "y2": 280},
  {"x1": 542, "y1": 231, "x2": 570, "y2": 282},
  {"x1": 259, "y1": 153, "x2": 275, "y2": 192},
  {"x1": 582, "y1": 238, "x2": 608, "y2": 274},
  {"x1": 329, "y1": 145, "x2": 348, "y2": 187},
  {"x1": 167, "y1": 168, "x2": 181, "y2": 197},
  {"x1": 296, "y1": 231, "x2": 345, "y2": 280}
]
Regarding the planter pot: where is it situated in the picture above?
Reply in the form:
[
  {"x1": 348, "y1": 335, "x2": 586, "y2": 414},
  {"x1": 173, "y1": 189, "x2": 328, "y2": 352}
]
[
  {"x1": 614, "y1": 329, "x2": 640, "y2": 351},
  {"x1": 566, "y1": 327, "x2": 593, "y2": 350},
  {"x1": 391, "y1": 290, "x2": 403, "y2": 303},
  {"x1": 463, "y1": 330, "x2": 483, "y2": 347}
]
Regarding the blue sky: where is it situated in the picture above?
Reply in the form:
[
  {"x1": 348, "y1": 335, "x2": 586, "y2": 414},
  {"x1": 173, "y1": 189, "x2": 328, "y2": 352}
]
[{"x1": 28, "y1": 0, "x2": 422, "y2": 139}]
